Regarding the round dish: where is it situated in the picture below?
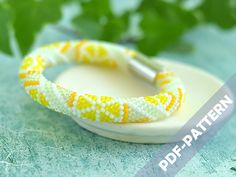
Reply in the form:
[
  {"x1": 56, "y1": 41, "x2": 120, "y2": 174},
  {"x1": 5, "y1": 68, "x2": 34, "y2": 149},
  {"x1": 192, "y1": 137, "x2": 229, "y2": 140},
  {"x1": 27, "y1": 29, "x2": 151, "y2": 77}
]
[{"x1": 55, "y1": 59, "x2": 223, "y2": 143}]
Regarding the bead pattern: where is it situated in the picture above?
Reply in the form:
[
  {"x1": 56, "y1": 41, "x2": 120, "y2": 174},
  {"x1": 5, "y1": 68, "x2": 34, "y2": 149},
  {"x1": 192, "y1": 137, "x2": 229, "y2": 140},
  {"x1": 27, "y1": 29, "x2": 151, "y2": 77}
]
[{"x1": 19, "y1": 40, "x2": 185, "y2": 123}]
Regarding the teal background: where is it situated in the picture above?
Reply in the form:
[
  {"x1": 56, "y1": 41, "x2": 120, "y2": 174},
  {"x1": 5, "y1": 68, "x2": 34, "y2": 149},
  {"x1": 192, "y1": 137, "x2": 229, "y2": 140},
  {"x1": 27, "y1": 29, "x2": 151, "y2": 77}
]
[{"x1": 0, "y1": 25, "x2": 236, "y2": 176}]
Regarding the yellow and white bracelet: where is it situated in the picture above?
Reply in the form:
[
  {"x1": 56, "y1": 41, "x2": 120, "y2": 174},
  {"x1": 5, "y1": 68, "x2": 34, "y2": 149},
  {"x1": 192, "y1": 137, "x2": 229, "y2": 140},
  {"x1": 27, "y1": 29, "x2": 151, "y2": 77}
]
[{"x1": 19, "y1": 40, "x2": 185, "y2": 123}]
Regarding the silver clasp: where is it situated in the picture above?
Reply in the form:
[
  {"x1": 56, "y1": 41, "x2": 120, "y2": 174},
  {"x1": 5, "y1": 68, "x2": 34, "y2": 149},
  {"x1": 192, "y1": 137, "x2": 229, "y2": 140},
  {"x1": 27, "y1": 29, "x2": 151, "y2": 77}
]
[{"x1": 128, "y1": 52, "x2": 163, "y2": 84}]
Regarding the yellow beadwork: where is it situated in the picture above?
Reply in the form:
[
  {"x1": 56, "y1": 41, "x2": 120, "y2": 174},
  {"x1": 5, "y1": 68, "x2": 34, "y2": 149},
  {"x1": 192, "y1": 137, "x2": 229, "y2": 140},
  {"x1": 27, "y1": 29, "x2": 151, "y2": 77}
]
[
  {"x1": 82, "y1": 111, "x2": 96, "y2": 121},
  {"x1": 77, "y1": 96, "x2": 92, "y2": 110},
  {"x1": 19, "y1": 73, "x2": 27, "y2": 79},
  {"x1": 101, "y1": 96, "x2": 113, "y2": 103},
  {"x1": 68, "y1": 92, "x2": 77, "y2": 108},
  {"x1": 20, "y1": 57, "x2": 33, "y2": 70},
  {"x1": 156, "y1": 71, "x2": 174, "y2": 80},
  {"x1": 155, "y1": 95, "x2": 168, "y2": 104},
  {"x1": 86, "y1": 94, "x2": 98, "y2": 101},
  {"x1": 100, "y1": 112, "x2": 113, "y2": 122},
  {"x1": 75, "y1": 40, "x2": 87, "y2": 61},
  {"x1": 160, "y1": 79, "x2": 171, "y2": 86},
  {"x1": 122, "y1": 103, "x2": 129, "y2": 123},
  {"x1": 176, "y1": 88, "x2": 184, "y2": 111},
  {"x1": 39, "y1": 93, "x2": 49, "y2": 106},
  {"x1": 60, "y1": 42, "x2": 71, "y2": 53},
  {"x1": 105, "y1": 103, "x2": 120, "y2": 117},
  {"x1": 23, "y1": 80, "x2": 40, "y2": 87},
  {"x1": 29, "y1": 89, "x2": 38, "y2": 100},
  {"x1": 19, "y1": 40, "x2": 185, "y2": 123},
  {"x1": 166, "y1": 93, "x2": 176, "y2": 111},
  {"x1": 144, "y1": 96, "x2": 159, "y2": 106}
]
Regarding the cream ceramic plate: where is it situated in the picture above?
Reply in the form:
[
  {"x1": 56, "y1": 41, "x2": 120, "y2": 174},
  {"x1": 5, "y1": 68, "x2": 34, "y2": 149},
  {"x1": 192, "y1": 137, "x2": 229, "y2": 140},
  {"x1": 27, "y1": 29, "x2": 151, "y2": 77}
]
[{"x1": 55, "y1": 59, "x2": 223, "y2": 143}]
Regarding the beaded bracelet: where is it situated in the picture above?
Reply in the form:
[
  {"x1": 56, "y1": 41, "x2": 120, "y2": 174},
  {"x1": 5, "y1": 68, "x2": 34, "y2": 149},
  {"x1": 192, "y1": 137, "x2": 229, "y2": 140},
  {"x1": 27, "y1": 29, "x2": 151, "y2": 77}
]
[{"x1": 19, "y1": 40, "x2": 185, "y2": 123}]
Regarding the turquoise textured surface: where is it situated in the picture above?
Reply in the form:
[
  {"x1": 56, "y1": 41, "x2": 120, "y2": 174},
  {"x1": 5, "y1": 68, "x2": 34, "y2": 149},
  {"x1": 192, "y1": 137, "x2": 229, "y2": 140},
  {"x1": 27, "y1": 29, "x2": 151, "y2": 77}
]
[{"x1": 0, "y1": 25, "x2": 236, "y2": 177}]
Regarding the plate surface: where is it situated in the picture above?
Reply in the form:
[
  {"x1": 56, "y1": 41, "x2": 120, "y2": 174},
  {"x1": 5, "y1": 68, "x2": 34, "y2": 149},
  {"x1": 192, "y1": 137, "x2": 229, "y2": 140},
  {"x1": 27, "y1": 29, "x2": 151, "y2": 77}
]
[{"x1": 55, "y1": 59, "x2": 223, "y2": 143}]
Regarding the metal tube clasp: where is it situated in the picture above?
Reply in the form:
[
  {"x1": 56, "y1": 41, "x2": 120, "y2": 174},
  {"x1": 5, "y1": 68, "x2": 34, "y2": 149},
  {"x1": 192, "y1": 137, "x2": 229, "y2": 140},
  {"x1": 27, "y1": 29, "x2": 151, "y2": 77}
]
[{"x1": 128, "y1": 52, "x2": 163, "y2": 84}]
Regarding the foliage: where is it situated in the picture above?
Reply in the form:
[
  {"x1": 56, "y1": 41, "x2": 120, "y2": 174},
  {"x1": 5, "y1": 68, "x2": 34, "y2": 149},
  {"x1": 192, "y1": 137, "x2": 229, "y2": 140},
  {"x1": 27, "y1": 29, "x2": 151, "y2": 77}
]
[
  {"x1": 0, "y1": 3, "x2": 12, "y2": 54},
  {"x1": 0, "y1": 0, "x2": 236, "y2": 56}
]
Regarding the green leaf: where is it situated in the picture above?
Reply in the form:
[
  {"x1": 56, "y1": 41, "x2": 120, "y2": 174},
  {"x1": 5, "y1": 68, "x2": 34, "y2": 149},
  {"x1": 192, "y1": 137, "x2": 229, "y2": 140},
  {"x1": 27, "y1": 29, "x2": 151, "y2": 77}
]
[
  {"x1": 0, "y1": 3, "x2": 12, "y2": 54},
  {"x1": 73, "y1": 0, "x2": 129, "y2": 42},
  {"x1": 198, "y1": 0, "x2": 236, "y2": 29},
  {"x1": 1, "y1": 0, "x2": 236, "y2": 56},
  {"x1": 100, "y1": 13, "x2": 129, "y2": 42},
  {"x1": 8, "y1": 0, "x2": 65, "y2": 55},
  {"x1": 137, "y1": 0, "x2": 197, "y2": 55},
  {"x1": 80, "y1": 0, "x2": 111, "y2": 16}
]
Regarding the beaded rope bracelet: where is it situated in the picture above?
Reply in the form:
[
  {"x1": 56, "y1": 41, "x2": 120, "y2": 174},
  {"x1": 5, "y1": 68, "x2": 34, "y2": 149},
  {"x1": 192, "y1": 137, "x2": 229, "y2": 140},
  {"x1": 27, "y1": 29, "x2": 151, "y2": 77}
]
[{"x1": 19, "y1": 40, "x2": 185, "y2": 123}]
